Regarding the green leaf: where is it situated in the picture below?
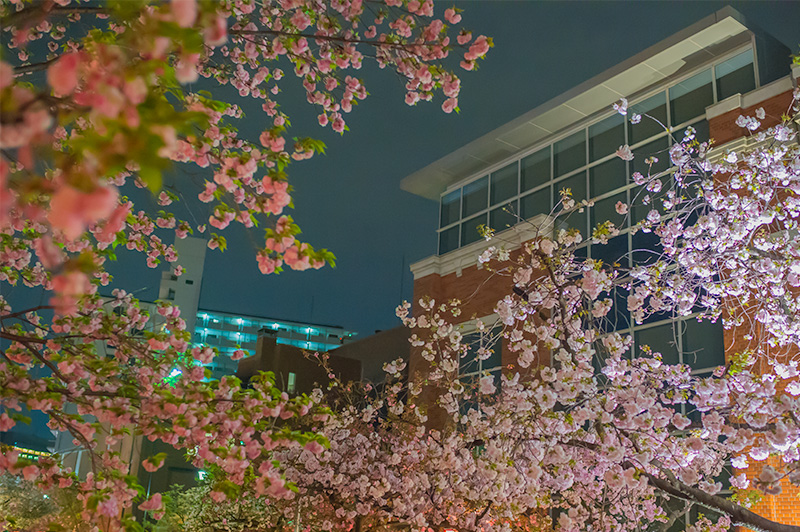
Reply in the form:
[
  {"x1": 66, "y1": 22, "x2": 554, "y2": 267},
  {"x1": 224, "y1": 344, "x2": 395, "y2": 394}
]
[{"x1": 139, "y1": 166, "x2": 163, "y2": 192}]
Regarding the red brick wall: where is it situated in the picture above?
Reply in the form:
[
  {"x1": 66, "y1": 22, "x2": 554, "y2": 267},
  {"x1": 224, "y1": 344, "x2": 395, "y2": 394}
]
[
  {"x1": 714, "y1": 84, "x2": 800, "y2": 530},
  {"x1": 708, "y1": 90, "x2": 794, "y2": 146}
]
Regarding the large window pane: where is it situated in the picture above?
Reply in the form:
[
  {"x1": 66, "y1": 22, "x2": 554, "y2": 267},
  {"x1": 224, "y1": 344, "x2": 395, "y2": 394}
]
[
  {"x1": 461, "y1": 214, "x2": 487, "y2": 246},
  {"x1": 554, "y1": 131, "x2": 586, "y2": 177},
  {"x1": 520, "y1": 187, "x2": 550, "y2": 219},
  {"x1": 555, "y1": 210, "x2": 586, "y2": 235},
  {"x1": 555, "y1": 172, "x2": 587, "y2": 234},
  {"x1": 591, "y1": 191, "x2": 627, "y2": 230},
  {"x1": 675, "y1": 119, "x2": 709, "y2": 146},
  {"x1": 590, "y1": 157, "x2": 626, "y2": 198},
  {"x1": 716, "y1": 50, "x2": 755, "y2": 101},
  {"x1": 631, "y1": 230, "x2": 661, "y2": 266},
  {"x1": 682, "y1": 320, "x2": 725, "y2": 369},
  {"x1": 636, "y1": 322, "x2": 679, "y2": 365},
  {"x1": 556, "y1": 171, "x2": 586, "y2": 206},
  {"x1": 589, "y1": 114, "x2": 624, "y2": 162},
  {"x1": 631, "y1": 136, "x2": 670, "y2": 181},
  {"x1": 490, "y1": 162, "x2": 518, "y2": 206},
  {"x1": 490, "y1": 201, "x2": 518, "y2": 232},
  {"x1": 461, "y1": 330, "x2": 502, "y2": 374},
  {"x1": 440, "y1": 189, "x2": 461, "y2": 227},
  {"x1": 629, "y1": 92, "x2": 667, "y2": 145},
  {"x1": 591, "y1": 234, "x2": 629, "y2": 268},
  {"x1": 521, "y1": 147, "x2": 551, "y2": 192},
  {"x1": 439, "y1": 225, "x2": 460, "y2": 254},
  {"x1": 462, "y1": 176, "x2": 488, "y2": 218},
  {"x1": 670, "y1": 69, "x2": 713, "y2": 126}
]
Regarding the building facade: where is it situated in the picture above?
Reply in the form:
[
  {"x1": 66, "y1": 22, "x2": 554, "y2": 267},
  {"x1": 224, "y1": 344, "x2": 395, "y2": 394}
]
[
  {"x1": 402, "y1": 8, "x2": 799, "y2": 529},
  {"x1": 195, "y1": 309, "x2": 356, "y2": 378}
]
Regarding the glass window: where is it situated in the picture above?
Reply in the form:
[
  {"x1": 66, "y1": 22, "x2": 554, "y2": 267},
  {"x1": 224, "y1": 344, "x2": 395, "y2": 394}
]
[
  {"x1": 591, "y1": 191, "x2": 627, "y2": 230},
  {"x1": 631, "y1": 136, "x2": 670, "y2": 182},
  {"x1": 462, "y1": 176, "x2": 488, "y2": 218},
  {"x1": 460, "y1": 330, "x2": 503, "y2": 375},
  {"x1": 590, "y1": 158, "x2": 626, "y2": 198},
  {"x1": 629, "y1": 92, "x2": 667, "y2": 145},
  {"x1": 675, "y1": 119, "x2": 709, "y2": 146},
  {"x1": 556, "y1": 210, "x2": 586, "y2": 235},
  {"x1": 439, "y1": 225, "x2": 460, "y2": 254},
  {"x1": 287, "y1": 372, "x2": 296, "y2": 394},
  {"x1": 521, "y1": 147, "x2": 551, "y2": 192},
  {"x1": 597, "y1": 286, "x2": 630, "y2": 334},
  {"x1": 716, "y1": 50, "x2": 755, "y2": 101},
  {"x1": 631, "y1": 230, "x2": 661, "y2": 266},
  {"x1": 682, "y1": 320, "x2": 725, "y2": 369},
  {"x1": 636, "y1": 322, "x2": 679, "y2": 365},
  {"x1": 490, "y1": 201, "x2": 518, "y2": 232},
  {"x1": 490, "y1": 162, "x2": 518, "y2": 205},
  {"x1": 556, "y1": 171, "x2": 587, "y2": 207},
  {"x1": 555, "y1": 171, "x2": 587, "y2": 234},
  {"x1": 670, "y1": 69, "x2": 713, "y2": 126},
  {"x1": 440, "y1": 189, "x2": 461, "y2": 228},
  {"x1": 589, "y1": 114, "x2": 624, "y2": 162},
  {"x1": 520, "y1": 187, "x2": 550, "y2": 220},
  {"x1": 461, "y1": 214, "x2": 487, "y2": 246},
  {"x1": 553, "y1": 131, "x2": 586, "y2": 177},
  {"x1": 591, "y1": 234, "x2": 628, "y2": 268}
]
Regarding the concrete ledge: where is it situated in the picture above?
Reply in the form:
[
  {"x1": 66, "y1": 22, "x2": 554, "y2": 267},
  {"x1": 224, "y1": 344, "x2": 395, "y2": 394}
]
[
  {"x1": 411, "y1": 214, "x2": 554, "y2": 279},
  {"x1": 706, "y1": 75, "x2": 794, "y2": 120}
]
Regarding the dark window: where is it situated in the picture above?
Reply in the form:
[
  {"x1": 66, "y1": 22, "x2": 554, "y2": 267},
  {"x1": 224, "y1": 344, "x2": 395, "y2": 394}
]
[
  {"x1": 521, "y1": 147, "x2": 551, "y2": 192},
  {"x1": 670, "y1": 69, "x2": 713, "y2": 126},
  {"x1": 635, "y1": 322, "x2": 679, "y2": 365},
  {"x1": 674, "y1": 119, "x2": 709, "y2": 146},
  {"x1": 490, "y1": 162, "x2": 518, "y2": 206},
  {"x1": 555, "y1": 171, "x2": 587, "y2": 235},
  {"x1": 462, "y1": 176, "x2": 488, "y2": 218},
  {"x1": 631, "y1": 136, "x2": 670, "y2": 183},
  {"x1": 170, "y1": 275, "x2": 178, "y2": 281},
  {"x1": 553, "y1": 131, "x2": 586, "y2": 177},
  {"x1": 555, "y1": 209, "x2": 586, "y2": 235},
  {"x1": 682, "y1": 320, "x2": 725, "y2": 369},
  {"x1": 185, "y1": 279, "x2": 194, "y2": 285},
  {"x1": 460, "y1": 214, "x2": 487, "y2": 246},
  {"x1": 460, "y1": 329, "x2": 503, "y2": 375},
  {"x1": 440, "y1": 189, "x2": 461, "y2": 227},
  {"x1": 631, "y1": 230, "x2": 661, "y2": 266},
  {"x1": 439, "y1": 225, "x2": 460, "y2": 254},
  {"x1": 520, "y1": 187, "x2": 550, "y2": 220},
  {"x1": 629, "y1": 92, "x2": 668, "y2": 145},
  {"x1": 556, "y1": 171, "x2": 587, "y2": 207},
  {"x1": 716, "y1": 50, "x2": 755, "y2": 101},
  {"x1": 591, "y1": 234, "x2": 629, "y2": 268},
  {"x1": 588, "y1": 114, "x2": 624, "y2": 162},
  {"x1": 591, "y1": 191, "x2": 627, "y2": 230},
  {"x1": 167, "y1": 288, "x2": 176, "y2": 300},
  {"x1": 590, "y1": 157, "x2": 626, "y2": 198},
  {"x1": 490, "y1": 201, "x2": 518, "y2": 232}
]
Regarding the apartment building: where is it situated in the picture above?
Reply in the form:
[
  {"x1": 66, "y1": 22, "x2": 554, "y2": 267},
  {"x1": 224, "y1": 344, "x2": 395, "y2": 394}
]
[{"x1": 401, "y1": 7, "x2": 799, "y2": 528}]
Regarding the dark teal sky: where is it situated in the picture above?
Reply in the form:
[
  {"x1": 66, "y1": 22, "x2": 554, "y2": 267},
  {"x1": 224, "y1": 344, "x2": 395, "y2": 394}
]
[{"x1": 111, "y1": 1, "x2": 800, "y2": 338}]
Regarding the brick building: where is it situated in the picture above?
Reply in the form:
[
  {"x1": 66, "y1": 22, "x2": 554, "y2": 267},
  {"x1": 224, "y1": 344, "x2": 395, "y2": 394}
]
[{"x1": 401, "y1": 7, "x2": 799, "y2": 529}]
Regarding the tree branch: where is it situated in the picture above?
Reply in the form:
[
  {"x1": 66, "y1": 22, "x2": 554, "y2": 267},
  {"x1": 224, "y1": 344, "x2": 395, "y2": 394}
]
[{"x1": 640, "y1": 471, "x2": 800, "y2": 532}]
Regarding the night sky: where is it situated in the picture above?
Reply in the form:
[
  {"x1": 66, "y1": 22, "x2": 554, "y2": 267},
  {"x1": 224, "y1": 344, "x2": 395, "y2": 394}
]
[{"x1": 105, "y1": 1, "x2": 800, "y2": 340}]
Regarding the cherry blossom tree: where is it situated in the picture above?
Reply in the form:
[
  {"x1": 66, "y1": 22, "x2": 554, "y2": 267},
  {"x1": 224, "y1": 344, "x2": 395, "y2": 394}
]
[
  {"x1": 0, "y1": 0, "x2": 489, "y2": 529},
  {"x1": 161, "y1": 90, "x2": 800, "y2": 532}
]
